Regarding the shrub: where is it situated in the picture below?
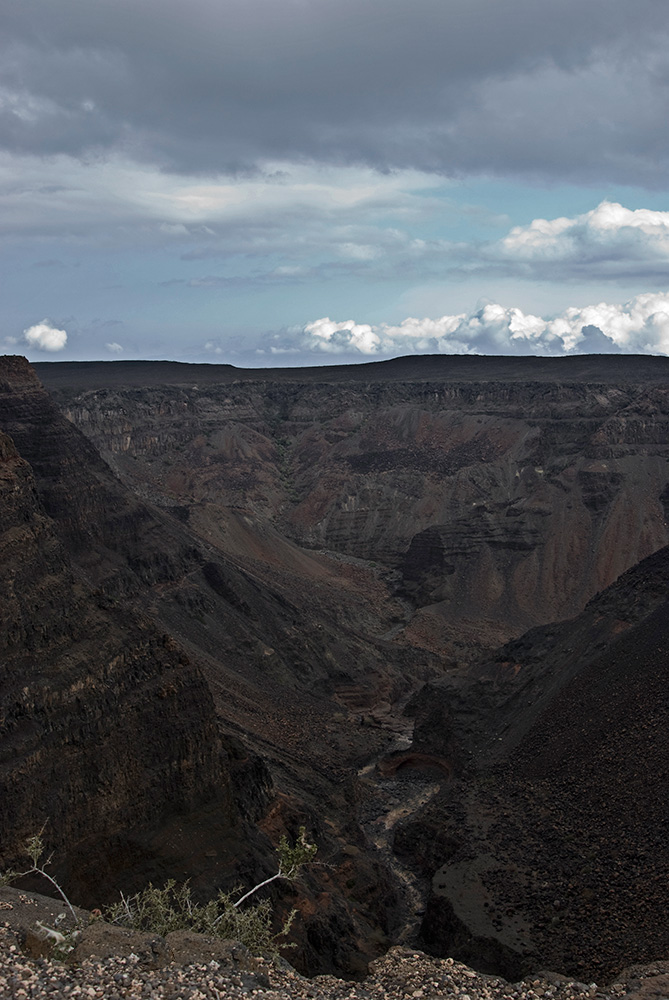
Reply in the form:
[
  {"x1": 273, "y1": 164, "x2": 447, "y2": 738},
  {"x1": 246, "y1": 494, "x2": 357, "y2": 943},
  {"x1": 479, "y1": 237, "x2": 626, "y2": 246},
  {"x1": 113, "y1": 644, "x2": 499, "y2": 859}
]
[
  {"x1": 105, "y1": 826, "x2": 316, "y2": 956},
  {"x1": 2, "y1": 827, "x2": 316, "y2": 959},
  {"x1": 0, "y1": 829, "x2": 79, "y2": 927},
  {"x1": 105, "y1": 881, "x2": 292, "y2": 956}
]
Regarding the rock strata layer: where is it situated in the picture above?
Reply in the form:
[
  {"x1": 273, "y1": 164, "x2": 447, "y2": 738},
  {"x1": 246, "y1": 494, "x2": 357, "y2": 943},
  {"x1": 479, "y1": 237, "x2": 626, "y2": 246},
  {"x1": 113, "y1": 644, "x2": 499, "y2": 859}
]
[{"x1": 38, "y1": 356, "x2": 669, "y2": 657}]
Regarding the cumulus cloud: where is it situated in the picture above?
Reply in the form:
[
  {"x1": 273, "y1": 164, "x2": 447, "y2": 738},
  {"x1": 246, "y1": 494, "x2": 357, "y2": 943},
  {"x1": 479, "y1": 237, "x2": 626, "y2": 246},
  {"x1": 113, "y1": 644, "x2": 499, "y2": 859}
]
[
  {"x1": 295, "y1": 292, "x2": 669, "y2": 359},
  {"x1": 496, "y1": 202, "x2": 669, "y2": 279},
  {"x1": 302, "y1": 318, "x2": 382, "y2": 355},
  {"x1": 23, "y1": 319, "x2": 67, "y2": 352}
]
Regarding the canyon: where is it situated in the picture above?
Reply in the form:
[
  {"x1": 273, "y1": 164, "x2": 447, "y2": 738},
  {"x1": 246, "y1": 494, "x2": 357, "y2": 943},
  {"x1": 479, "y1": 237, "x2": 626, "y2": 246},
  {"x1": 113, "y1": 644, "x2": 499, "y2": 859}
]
[{"x1": 1, "y1": 353, "x2": 668, "y2": 981}]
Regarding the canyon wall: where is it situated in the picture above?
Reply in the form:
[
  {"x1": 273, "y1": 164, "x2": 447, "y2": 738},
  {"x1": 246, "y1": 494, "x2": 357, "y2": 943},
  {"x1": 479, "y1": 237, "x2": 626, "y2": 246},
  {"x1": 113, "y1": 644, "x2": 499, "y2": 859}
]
[
  {"x1": 1, "y1": 356, "x2": 418, "y2": 975},
  {"x1": 398, "y1": 544, "x2": 669, "y2": 981},
  {"x1": 40, "y1": 358, "x2": 669, "y2": 655},
  {"x1": 0, "y1": 363, "x2": 234, "y2": 898},
  {"x1": 4, "y1": 353, "x2": 667, "y2": 978}
]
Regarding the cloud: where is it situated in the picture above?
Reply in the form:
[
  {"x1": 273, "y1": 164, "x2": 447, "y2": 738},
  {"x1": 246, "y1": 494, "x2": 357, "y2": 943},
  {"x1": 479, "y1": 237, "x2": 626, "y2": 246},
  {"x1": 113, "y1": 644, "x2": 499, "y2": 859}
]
[
  {"x1": 4, "y1": 146, "x2": 667, "y2": 293},
  {"x1": 293, "y1": 292, "x2": 669, "y2": 359},
  {"x1": 105, "y1": 341, "x2": 123, "y2": 353},
  {"x1": 495, "y1": 202, "x2": 669, "y2": 280},
  {"x1": 303, "y1": 318, "x2": 381, "y2": 355},
  {"x1": 0, "y1": 151, "x2": 437, "y2": 247},
  {"x1": 1, "y1": 1, "x2": 668, "y2": 186},
  {"x1": 23, "y1": 319, "x2": 67, "y2": 351}
]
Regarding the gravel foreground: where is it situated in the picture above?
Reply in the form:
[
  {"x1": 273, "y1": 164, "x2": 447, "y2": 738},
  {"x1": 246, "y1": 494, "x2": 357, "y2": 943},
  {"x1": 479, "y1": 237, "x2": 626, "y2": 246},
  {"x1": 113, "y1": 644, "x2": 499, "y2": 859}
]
[
  {"x1": 1, "y1": 888, "x2": 668, "y2": 1000},
  {"x1": 4, "y1": 929, "x2": 669, "y2": 1000}
]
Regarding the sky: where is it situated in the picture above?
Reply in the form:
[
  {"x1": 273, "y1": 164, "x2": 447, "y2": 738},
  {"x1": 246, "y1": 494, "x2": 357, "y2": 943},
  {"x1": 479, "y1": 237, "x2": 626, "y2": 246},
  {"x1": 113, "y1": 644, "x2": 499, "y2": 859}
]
[{"x1": 3, "y1": 0, "x2": 669, "y2": 365}]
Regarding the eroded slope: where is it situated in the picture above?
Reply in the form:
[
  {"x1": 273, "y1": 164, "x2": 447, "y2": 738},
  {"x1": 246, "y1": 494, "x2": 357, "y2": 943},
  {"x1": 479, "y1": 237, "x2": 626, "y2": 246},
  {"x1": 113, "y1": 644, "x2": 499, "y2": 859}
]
[
  {"x1": 399, "y1": 546, "x2": 669, "y2": 981},
  {"x1": 1, "y1": 357, "x2": 428, "y2": 976},
  {"x1": 39, "y1": 358, "x2": 669, "y2": 659}
]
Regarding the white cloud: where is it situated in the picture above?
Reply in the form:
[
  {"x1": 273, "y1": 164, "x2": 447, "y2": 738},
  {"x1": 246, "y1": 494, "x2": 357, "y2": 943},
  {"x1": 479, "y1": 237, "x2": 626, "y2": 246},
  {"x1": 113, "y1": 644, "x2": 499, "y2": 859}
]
[
  {"x1": 303, "y1": 318, "x2": 381, "y2": 355},
  {"x1": 0, "y1": 151, "x2": 440, "y2": 262},
  {"x1": 105, "y1": 341, "x2": 123, "y2": 353},
  {"x1": 23, "y1": 320, "x2": 67, "y2": 352},
  {"x1": 498, "y1": 202, "x2": 669, "y2": 270},
  {"x1": 296, "y1": 292, "x2": 669, "y2": 359},
  {"x1": 2, "y1": 145, "x2": 666, "y2": 291}
]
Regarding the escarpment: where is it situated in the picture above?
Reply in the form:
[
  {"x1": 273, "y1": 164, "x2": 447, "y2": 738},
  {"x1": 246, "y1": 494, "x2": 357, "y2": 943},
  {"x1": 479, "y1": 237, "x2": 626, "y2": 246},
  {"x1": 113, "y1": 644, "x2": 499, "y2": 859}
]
[{"x1": 0, "y1": 422, "x2": 234, "y2": 900}]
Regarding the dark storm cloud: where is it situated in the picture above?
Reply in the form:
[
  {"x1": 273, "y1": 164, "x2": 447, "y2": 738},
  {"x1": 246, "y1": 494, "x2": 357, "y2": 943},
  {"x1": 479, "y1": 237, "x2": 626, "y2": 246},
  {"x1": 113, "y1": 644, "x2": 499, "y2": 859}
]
[{"x1": 2, "y1": 0, "x2": 668, "y2": 184}]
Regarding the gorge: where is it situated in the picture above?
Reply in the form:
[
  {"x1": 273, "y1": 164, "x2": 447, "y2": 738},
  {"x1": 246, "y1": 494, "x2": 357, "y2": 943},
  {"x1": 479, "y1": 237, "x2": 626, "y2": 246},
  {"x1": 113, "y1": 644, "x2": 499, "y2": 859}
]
[{"x1": 1, "y1": 353, "x2": 668, "y2": 982}]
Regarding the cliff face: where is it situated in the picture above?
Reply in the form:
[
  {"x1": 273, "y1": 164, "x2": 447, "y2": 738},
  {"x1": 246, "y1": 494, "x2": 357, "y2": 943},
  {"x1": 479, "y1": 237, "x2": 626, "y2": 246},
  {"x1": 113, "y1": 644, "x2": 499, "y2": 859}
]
[
  {"x1": 0, "y1": 356, "x2": 207, "y2": 601},
  {"x1": 0, "y1": 357, "x2": 418, "y2": 976},
  {"x1": 39, "y1": 360, "x2": 669, "y2": 655},
  {"x1": 400, "y1": 545, "x2": 669, "y2": 982},
  {"x1": 9, "y1": 358, "x2": 427, "y2": 702},
  {"x1": 0, "y1": 414, "x2": 233, "y2": 899}
]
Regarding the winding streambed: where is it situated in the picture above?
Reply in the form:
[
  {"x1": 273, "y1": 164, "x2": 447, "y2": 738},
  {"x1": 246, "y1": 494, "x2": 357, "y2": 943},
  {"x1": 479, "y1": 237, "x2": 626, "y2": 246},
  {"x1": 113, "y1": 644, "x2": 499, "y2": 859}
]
[{"x1": 356, "y1": 729, "x2": 442, "y2": 944}]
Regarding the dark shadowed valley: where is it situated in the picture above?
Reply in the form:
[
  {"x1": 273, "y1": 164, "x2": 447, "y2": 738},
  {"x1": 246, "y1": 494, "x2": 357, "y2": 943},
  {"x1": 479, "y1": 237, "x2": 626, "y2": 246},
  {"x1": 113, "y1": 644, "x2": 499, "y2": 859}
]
[{"x1": 1, "y1": 353, "x2": 668, "y2": 983}]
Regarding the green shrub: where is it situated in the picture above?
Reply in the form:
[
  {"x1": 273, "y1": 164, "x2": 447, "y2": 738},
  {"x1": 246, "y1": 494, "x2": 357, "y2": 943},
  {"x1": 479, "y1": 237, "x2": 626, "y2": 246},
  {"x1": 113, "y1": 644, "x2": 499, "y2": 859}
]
[
  {"x1": 2, "y1": 827, "x2": 316, "y2": 959},
  {"x1": 105, "y1": 827, "x2": 316, "y2": 956},
  {"x1": 104, "y1": 880, "x2": 294, "y2": 956}
]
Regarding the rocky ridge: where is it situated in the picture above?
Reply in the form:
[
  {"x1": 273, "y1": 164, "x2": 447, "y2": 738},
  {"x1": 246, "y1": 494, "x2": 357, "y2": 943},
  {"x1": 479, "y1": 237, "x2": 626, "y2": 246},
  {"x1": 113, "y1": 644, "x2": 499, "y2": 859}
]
[{"x1": 398, "y1": 545, "x2": 669, "y2": 982}]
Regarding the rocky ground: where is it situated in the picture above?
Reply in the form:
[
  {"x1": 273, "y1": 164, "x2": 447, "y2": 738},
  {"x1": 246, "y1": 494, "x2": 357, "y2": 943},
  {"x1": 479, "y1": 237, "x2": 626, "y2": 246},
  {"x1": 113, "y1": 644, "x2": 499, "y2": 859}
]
[
  {"x1": 2, "y1": 919, "x2": 669, "y2": 1000},
  {"x1": 2, "y1": 888, "x2": 668, "y2": 1000}
]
